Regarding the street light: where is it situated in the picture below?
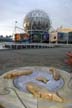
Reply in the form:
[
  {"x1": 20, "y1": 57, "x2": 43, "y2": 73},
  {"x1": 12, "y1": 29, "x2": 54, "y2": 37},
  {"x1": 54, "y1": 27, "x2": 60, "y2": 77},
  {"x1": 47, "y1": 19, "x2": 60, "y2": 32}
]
[
  {"x1": 67, "y1": 33, "x2": 69, "y2": 45},
  {"x1": 14, "y1": 21, "x2": 18, "y2": 34},
  {"x1": 12, "y1": 21, "x2": 18, "y2": 40},
  {"x1": 31, "y1": 21, "x2": 33, "y2": 42}
]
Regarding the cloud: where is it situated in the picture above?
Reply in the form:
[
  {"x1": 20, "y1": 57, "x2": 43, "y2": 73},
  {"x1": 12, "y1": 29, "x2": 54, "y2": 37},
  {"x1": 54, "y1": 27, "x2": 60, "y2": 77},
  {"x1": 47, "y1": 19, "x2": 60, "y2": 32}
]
[{"x1": 0, "y1": 0, "x2": 72, "y2": 35}]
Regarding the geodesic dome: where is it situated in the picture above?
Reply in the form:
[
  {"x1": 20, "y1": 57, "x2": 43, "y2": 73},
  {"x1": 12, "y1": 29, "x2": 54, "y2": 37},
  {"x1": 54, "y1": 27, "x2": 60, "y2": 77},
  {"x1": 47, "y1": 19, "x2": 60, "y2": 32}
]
[{"x1": 23, "y1": 10, "x2": 51, "y2": 32}]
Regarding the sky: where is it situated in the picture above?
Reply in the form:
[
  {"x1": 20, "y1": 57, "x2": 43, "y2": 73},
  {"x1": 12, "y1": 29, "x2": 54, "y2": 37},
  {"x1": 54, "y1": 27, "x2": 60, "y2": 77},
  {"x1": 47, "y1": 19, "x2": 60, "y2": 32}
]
[{"x1": 0, "y1": 0, "x2": 72, "y2": 35}]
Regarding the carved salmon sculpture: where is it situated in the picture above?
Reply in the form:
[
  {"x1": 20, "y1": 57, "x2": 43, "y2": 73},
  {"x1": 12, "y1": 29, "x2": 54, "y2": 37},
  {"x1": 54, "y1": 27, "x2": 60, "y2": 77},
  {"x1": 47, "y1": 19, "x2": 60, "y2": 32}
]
[
  {"x1": 36, "y1": 76, "x2": 49, "y2": 84},
  {"x1": 26, "y1": 82, "x2": 64, "y2": 103},
  {"x1": 49, "y1": 67, "x2": 61, "y2": 80},
  {"x1": 3, "y1": 70, "x2": 33, "y2": 79}
]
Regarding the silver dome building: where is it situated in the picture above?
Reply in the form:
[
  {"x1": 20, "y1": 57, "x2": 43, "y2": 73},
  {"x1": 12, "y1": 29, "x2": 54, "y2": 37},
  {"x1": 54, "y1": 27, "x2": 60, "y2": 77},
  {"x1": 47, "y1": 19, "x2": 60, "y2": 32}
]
[{"x1": 23, "y1": 10, "x2": 51, "y2": 42}]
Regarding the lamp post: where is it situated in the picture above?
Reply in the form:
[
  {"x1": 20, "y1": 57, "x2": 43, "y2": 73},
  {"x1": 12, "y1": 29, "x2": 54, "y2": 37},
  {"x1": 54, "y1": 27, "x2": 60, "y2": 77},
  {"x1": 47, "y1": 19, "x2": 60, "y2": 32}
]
[
  {"x1": 31, "y1": 21, "x2": 33, "y2": 43},
  {"x1": 13, "y1": 21, "x2": 17, "y2": 41},
  {"x1": 14, "y1": 21, "x2": 18, "y2": 34},
  {"x1": 67, "y1": 33, "x2": 69, "y2": 45},
  {"x1": 12, "y1": 21, "x2": 18, "y2": 41}
]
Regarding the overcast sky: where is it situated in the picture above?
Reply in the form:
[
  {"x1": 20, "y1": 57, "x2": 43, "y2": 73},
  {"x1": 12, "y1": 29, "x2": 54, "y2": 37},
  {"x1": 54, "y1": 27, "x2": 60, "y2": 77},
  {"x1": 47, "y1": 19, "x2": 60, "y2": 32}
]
[{"x1": 0, "y1": 0, "x2": 72, "y2": 35}]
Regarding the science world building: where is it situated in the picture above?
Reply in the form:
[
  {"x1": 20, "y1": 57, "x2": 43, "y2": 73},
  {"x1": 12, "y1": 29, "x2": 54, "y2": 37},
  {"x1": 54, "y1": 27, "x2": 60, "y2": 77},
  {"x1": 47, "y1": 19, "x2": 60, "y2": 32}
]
[
  {"x1": 15, "y1": 9, "x2": 51, "y2": 43},
  {"x1": 23, "y1": 9, "x2": 51, "y2": 43}
]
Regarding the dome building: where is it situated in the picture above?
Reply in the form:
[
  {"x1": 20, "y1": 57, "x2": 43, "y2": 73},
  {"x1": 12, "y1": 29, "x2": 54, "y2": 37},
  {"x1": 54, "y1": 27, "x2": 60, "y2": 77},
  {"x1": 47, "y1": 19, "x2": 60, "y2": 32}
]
[{"x1": 23, "y1": 9, "x2": 51, "y2": 42}]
